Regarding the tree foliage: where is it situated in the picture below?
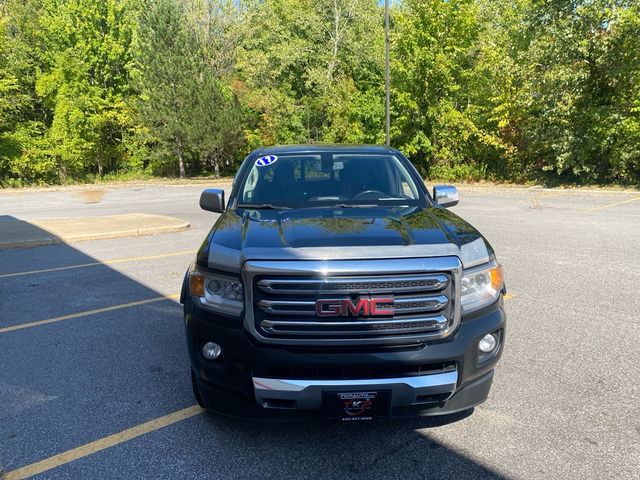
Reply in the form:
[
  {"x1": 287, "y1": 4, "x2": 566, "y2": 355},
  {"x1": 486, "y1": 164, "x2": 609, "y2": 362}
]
[
  {"x1": 236, "y1": 0, "x2": 385, "y2": 147},
  {"x1": 135, "y1": 0, "x2": 243, "y2": 178},
  {"x1": 0, "y1": 0, "x2": 638, "y2": 186}
]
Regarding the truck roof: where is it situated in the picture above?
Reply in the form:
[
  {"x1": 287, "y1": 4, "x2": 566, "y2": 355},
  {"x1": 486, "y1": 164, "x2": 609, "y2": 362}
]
[{"x1": 257, "y1": 144, "x2": 394, "y2": 155}]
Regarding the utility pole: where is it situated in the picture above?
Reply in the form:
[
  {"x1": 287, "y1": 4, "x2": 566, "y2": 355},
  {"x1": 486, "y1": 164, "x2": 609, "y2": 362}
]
[{"x1": 384, "y1": 0, "x2": 390, "y2": 146}]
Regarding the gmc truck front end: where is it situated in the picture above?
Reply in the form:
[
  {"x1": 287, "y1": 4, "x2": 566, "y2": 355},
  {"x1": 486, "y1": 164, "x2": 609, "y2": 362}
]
[{"x1": 181, "y1": 145, "x2": 506, "y2": 421}]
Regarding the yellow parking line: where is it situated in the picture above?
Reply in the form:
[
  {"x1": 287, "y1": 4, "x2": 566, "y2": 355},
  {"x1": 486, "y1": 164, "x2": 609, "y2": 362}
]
[
  {"x1": 3, "y1": 405, "x2": 205, "y2": 480},
  {"x1": 504, "y1": 293, "x2": 514, "y2": 301},
  {"x1": 0, "y1": 250, "x2": 196, "y2": 279},
  {"x1": 585, "y1": 196, "x2": 640, "y2": 213},
  {"x1": 0, "y1": 294, "x2": 179, "y2": 334}
]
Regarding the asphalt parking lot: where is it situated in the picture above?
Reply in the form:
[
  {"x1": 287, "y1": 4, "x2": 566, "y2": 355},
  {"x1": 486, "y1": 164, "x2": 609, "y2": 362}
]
[{"x1": 1, "y1": 183, "x2": 639, "y2": 479}]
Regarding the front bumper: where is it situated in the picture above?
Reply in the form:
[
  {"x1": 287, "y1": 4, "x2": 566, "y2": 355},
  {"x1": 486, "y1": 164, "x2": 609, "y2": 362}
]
[
  {"x1": 184, "y1": 299, "x2": 505, "y2": 420},
  {"x1": 253, "y1": 370, "x2": 458, "y2": 410}
]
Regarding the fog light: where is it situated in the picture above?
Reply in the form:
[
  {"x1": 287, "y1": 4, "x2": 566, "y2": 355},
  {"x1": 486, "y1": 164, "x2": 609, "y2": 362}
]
[
  {"x1": 202, "y1": 342, "x2": 222, "y2": 360},
  {"x1": 479, "y1": 333, "x2": 498, "y2": 353}
]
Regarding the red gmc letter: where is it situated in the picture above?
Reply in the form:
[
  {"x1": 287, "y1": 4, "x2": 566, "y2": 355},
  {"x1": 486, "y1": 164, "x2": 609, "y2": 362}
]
[
  {"x1": 370, "y1": 297, "x2": 394, "y2": 316},
  {"x1": 316, "y1": 299, "x2": 341, "y2": 317},
  {"x1": 341, "y1": 298, "x2": 370, "y2": 316}
]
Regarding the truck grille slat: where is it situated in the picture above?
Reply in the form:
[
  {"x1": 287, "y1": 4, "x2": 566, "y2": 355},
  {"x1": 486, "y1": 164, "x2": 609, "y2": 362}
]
[
  {"x1": 257, "y1": 274, "x2": 448, "y2": 295},
  {"x1": 260, "y1": 315, "x2": 448, "y2": 336},
  {"x1": 246, "y1": 258, "x2": 461, "y2": 345},
  {"x1": 258, "y1": 295, "x2": 449, "y2": 316}
]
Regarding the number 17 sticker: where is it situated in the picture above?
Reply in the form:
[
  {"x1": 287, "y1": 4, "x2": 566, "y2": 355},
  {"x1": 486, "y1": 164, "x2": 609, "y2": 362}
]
[{"x1": 256, "y1": 155, "x2": 278, "y2": 167}]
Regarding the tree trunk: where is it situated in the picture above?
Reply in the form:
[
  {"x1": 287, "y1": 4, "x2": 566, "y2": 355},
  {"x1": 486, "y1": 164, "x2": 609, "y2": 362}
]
[
  {"x1": 176, "y1": 137, "x2": 186, "y2": 179},
  {"x1": 328, "y1": 0, "x2": 340, "y2": 79},
  {"x1": 58, "y1": 161, "x2": 67, "y2": 183},
  {"x1": 210, "y1": 150, "x2": 221, "y2": 178},
  {"x1": 178, "y1": 152, "x2": 186, "y2": 179},
  {"x1": 170, "y1": 80, "x2": 186, "y2": 179}
]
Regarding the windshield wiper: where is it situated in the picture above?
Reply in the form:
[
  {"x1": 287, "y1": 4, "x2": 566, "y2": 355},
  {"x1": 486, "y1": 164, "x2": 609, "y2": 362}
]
[
  {"x1": 303, "y1": 203, "x2": 400, "y2": 209},
  {"x1": 236, "y1": 203, "x2": 291, "y2": 210},
  {"x1": 331, "y1": 204, "x2": 380, "y2": 208}
]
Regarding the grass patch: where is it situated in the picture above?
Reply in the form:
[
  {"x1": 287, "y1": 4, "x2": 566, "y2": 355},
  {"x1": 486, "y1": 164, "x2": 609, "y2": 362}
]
[{"x1": 427, "y1": 163, "x2": 491, "y2": 183}]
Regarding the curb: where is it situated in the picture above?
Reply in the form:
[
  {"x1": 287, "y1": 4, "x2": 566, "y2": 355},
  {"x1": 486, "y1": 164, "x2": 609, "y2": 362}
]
[
  {"x1": 0, "y1": 179, "x2": 233, "y2": 194},
  {"x1": 457, "y1": 184, "x2": 639, "y2": 195},
  {"x1": 0, "y1": 238, "x2": 60, "y2": 250},
  {"x1": 0, "y1": 214, "x2": 191, "y2": 250}
]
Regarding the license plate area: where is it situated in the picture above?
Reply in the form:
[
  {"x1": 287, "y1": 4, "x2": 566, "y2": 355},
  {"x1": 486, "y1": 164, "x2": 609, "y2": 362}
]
[{"x1": 323, "y1": 390, "x2": 391, "y2": 421}]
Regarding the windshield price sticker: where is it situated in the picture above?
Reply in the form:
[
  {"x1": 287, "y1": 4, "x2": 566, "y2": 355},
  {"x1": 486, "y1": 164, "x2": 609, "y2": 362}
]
[{"x1": 255, "y1": 155, "x2": 278, "y2": 167}]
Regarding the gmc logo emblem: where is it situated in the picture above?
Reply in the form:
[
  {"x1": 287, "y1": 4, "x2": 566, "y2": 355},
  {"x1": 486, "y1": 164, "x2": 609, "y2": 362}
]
[{"x1": 316, "y1": 297, "x2": 395, "y2": 317}]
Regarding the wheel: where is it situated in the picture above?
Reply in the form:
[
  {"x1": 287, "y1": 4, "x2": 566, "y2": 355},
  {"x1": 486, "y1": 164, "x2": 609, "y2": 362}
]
[{"x1": 191, "y1": 369, "x2": 206, "y2": 408}]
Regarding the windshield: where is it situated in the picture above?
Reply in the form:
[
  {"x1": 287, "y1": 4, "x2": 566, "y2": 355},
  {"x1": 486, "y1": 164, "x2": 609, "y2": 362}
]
[{"x1": 238, "y1": 153, "x2": 425, "y2": 208}]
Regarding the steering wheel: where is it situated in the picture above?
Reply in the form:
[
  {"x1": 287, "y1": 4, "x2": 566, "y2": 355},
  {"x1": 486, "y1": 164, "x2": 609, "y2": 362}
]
[{"x1": 352, "y1": 190, "x2": 387, "y2": 200}]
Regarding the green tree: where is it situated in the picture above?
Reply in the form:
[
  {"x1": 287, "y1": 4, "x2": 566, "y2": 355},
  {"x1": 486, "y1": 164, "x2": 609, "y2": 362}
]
[
  {"x1": 515, "y1": 0, "x2": 640, "y2": 183},
  {"x1": 0, "y1": 0, "x2": 140, "y2": 184},
  {"x1": 0, "y1": 0, "x2": 638, "y2": 186},
  {"x1": 465, "y1": 0, "x2": 531, "y2": 180},
  {"x1": 135, "y1": 0, "x2": 244, "y2": 178},
  {"x1": 237, "y1": 0, "x2": 385, "y2": 148},
  {"x1": 391, "y1": 0, "x2": 502, "y2": 176},
  {"x1": 0, "y1": 1, "x2": 52, "y2": 185},
  {"x1": 35, "y1": 0, "x2": 139, "y2": 180}
]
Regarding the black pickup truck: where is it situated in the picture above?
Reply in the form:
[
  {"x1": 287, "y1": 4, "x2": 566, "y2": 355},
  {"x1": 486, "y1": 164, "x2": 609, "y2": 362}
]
[{"x1": 181, "y1": 144, "x2": 505, "y2": 421}]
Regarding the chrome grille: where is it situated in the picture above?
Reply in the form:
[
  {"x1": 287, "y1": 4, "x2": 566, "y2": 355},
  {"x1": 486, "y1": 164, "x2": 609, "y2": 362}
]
[
  {"x1": 260, "y1": 315, "x2": 448, "y2": 335},
  {"x1": 257, "y1": 275, "x2": 448, "y2": 294},
  {"x1": 243, "y1": 257, "x2": 462, "y2": 346},
  {"x1": 257, "y1": 294, "x2": 449, "y2": 316}
]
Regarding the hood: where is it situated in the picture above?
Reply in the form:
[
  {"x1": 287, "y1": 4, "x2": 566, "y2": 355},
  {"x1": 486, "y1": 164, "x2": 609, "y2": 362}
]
[{"x1": 200, "y1": 205, "x2": 494, "y2": 272}]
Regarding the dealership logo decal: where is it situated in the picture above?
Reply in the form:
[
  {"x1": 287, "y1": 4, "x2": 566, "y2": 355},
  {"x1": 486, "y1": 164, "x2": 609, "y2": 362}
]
[
  {"x1": 316, "y1": 297, "x2": 394, "y2": 317},
  {"x1": 255, "y1": 155, "x2": 278, "y2": 167},
  {"x1": 339, "y1": 392, "x2": 376, "y2": 419}
]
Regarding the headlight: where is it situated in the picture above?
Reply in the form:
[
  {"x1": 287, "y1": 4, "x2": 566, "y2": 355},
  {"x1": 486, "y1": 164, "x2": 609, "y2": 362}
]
[
  {"x1": 189, "y1": 269, "x2": 243, "y2": 316},
  {"x1": 460, "y1": 263, "x2": 504, "y2": 313}
]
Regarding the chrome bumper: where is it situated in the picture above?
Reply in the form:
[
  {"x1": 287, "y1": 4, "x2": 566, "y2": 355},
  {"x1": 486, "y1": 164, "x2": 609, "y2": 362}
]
[{"x1": 252, "y1": 370, "x2": 458, "y2": 410}]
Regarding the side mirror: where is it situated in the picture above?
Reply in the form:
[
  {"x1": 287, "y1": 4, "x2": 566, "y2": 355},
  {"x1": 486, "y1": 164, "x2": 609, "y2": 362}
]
[
  {"x1": 433, "y1": 185, "x2": 459, "y2": 208},
  {"x1": 200, "y1": 189, "x2": 225, "y2": 213}
]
